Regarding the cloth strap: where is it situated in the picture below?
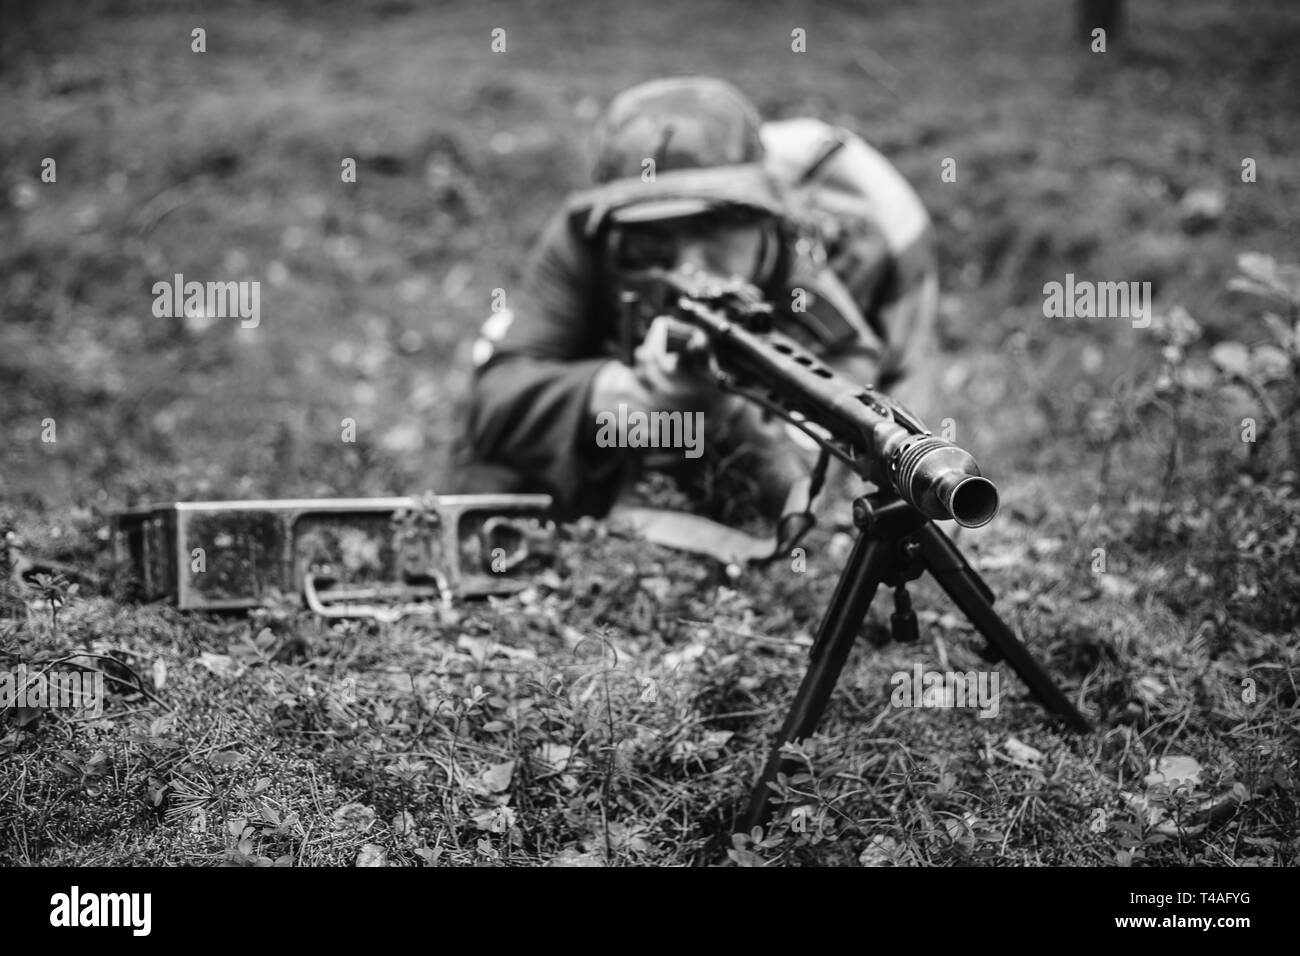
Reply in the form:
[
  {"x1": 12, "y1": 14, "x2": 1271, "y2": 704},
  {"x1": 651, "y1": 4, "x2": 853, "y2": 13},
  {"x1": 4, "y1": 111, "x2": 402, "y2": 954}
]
[{"x1": 607, "y1": 456, "x2": 825, "y2": 566}]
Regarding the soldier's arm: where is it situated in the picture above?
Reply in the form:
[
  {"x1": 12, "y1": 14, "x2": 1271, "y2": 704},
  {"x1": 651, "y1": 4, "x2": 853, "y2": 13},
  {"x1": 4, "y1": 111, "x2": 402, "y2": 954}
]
[{"x1": 467, "y1": 209, "x2": 627, "y2": 518}]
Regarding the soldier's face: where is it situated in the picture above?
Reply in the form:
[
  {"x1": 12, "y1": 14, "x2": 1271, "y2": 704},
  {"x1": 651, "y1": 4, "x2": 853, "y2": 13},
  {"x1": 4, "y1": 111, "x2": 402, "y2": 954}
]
[
  {"x1": 671, "y1": 219, "x2": 766, "y2": 280},
  {"x1": 610, "y1": 211, "x2": 770, "y2": 283}
]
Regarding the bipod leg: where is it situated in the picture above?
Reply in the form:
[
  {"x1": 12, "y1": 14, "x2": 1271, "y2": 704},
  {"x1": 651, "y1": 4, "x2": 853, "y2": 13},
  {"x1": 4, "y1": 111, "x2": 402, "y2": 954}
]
[
  {"x1": 917, "y1": 522, "x2": 1091, "y2": 733},
  {"x1": 742, "y1": 495, "x2": 925, "y2": 832}
]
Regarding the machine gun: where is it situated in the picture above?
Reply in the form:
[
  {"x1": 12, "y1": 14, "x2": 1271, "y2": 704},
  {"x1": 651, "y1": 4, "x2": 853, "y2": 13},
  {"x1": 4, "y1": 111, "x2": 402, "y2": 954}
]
[
  {"x1": 619, "y1": 268, "x2": 1092, "y2": 831},
  {"x1": 622, "y1": 270, "x2": 999, "y2": 529}
]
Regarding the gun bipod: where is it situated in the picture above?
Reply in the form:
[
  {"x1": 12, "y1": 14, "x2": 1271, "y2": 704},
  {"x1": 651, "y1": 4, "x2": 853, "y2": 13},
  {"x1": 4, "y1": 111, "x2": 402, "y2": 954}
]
[{"x1": 742, "y1": 492, "x2": 1092, "y2": 833}]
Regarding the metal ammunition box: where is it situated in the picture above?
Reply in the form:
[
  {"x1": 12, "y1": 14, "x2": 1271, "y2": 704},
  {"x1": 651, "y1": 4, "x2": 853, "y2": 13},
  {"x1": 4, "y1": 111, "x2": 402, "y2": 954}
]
[{"x1": 111, "y1": 495, "x2": 556, "y2": 618}]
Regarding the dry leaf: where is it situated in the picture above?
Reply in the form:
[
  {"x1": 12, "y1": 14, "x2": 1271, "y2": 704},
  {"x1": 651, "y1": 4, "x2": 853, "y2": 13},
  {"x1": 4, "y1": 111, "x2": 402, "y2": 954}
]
[
  {"x1": 197, "y1": 652, "x2": 240, "y2": 679},
  {"x1": 332, "y1": 802, "x2": 377, "y2": 835},
  {"x1": 1124, "y1": 779, "x2": 1246, "y2": 839},
  {"x1": 1098, "y1": 575, "x2": 1138, "y2": 600},
  {"x1": 1152, "y1": 788, "x2": 1246, "y2": 838},
  {"x1": 1004, "y1": 737, "x2": 1044, "y2": 767},
  {"x1": 546, "y1": 848, "x2": 604, "y2": 867},
  {"x1": 481, "y1": 760, "x2": 515, "y2": 793},
  {"x1": 1134, "y1": 675, "x2": 1166, "y2": 704},
  {"x1": 858, "y1": 834, "x2": 901, "y2": 867},
  {"x1": 977, "y1": 545, "x2": 1025, "y2": 571},
  {"x1": 356, "y1": 844, "x2": 387, "y2": 867},
  {"x1": 413, "y1": 846, "x2": 442, "y2": 866},
  {"x1": 1210, "y1": 341, "x2": 1251, "y2": 378},
  {"x1": 605, "y1": 821, "x2": 651, "y2": 853},
  {"x1": 1144, "y1": 755, "x2": 1203, "y2": 790},
  {"x1": 534, "y1": 743, "x2": 573, "y2": 773},
  {"x1": 456, "y1": 634, "x2": 494, "y2": 660},
  {"x1": 1030, "y1": 537, "x2": 1065, "y2": 557},
  {"x1": 1250, "y1": 344, "x2": 1291, "y2": 382},
  {"x1": 471, "y1": 805, "x2": 516, "y2": 833}
]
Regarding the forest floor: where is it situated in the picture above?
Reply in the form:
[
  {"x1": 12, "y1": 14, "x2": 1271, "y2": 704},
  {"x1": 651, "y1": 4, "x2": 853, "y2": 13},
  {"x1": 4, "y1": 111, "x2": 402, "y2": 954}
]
[{"x1": 1, "y1": 0, "x2": 1297, "y2": 865}]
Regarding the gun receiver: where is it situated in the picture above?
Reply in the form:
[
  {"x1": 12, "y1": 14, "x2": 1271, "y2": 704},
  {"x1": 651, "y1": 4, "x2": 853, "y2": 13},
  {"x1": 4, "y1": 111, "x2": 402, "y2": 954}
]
[{"x1": 647, "y1": 270, "x2": 998, "y2": 528}]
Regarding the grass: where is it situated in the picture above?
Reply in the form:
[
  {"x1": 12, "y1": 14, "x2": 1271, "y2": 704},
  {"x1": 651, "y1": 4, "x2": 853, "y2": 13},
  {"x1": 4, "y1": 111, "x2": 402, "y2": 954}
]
[{"x1": 1, "y1": 0, "x2": 1298, "y2": 865}]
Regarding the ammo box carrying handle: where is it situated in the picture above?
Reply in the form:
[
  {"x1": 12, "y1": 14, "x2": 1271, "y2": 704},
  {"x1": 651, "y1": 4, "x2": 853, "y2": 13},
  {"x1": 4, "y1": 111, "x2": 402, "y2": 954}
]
[
  {"x1": 478, "y1": 516, "x2": 536, "y2": 573},
  {"x1": 301, "y1": 570, "x2": 452, "y2": 624}
]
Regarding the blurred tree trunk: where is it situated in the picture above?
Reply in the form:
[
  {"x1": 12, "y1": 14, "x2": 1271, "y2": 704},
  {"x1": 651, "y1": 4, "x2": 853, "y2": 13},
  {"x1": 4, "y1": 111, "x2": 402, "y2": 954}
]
[{"x1": 1078, "y1": 0, "x2": 1123, "y2": 43}]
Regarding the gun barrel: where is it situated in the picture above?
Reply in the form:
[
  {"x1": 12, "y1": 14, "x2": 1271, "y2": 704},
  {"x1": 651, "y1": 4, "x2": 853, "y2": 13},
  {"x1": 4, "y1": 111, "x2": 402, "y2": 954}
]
[
  {"x1": 940, "y1": 474, "x2": 1000, "y2": 528},
  {"x1": 874, "y1": 426, "x2": 998, "y2": 528},
  {"x1": 670, "y1": 284, "x2": 999, "y2": 527}
]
